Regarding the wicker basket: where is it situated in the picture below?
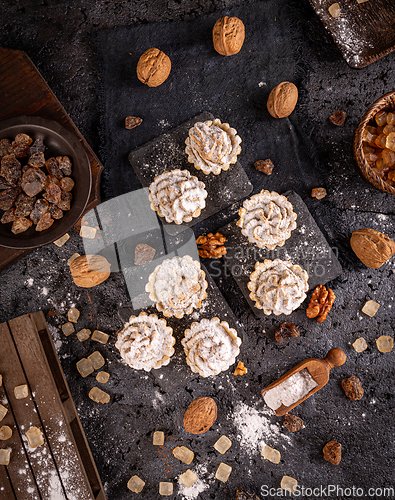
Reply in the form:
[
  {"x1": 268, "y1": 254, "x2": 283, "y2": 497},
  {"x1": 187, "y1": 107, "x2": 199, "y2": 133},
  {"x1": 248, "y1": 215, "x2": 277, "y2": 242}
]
[{"x1": 353, "y1": 91, "x2": 395, "y2": 196}]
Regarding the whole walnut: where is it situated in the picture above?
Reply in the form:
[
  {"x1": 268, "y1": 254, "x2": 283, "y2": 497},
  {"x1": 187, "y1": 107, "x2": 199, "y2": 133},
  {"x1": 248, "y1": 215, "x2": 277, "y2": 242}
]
[
  {"x1": 213, "y1": 16, "x2": 245, "y2": 56},
  {"x1": 136, "y1": 47, "x2": 171, "y2": 87},
  {"x1": 350, "y1": 228, "x2": 395, "y2": 269},
  {"x1": 70, "y1": 255, "x2": 111, "y2": 288},
  {"x1": 267, "y1": 81, "x2": 298, "y2": 118}
]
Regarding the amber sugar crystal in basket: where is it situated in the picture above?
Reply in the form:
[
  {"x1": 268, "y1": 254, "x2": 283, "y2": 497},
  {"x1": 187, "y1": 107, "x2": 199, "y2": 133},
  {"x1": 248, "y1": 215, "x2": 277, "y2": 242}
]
[{"x1": 353, "y1": 91, "x2": 395, "y2": 195}]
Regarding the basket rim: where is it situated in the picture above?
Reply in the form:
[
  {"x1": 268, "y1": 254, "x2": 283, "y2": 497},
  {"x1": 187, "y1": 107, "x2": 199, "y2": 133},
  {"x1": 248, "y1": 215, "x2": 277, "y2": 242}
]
[{"x1": 353, "y1": 91, "x2": 395, "y2": 196}]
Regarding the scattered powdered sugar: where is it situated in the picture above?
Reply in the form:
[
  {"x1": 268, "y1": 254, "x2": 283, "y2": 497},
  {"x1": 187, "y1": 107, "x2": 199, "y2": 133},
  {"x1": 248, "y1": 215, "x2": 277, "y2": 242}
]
[
  {"x1": 178, "y1": 476, "x2": 209, "y2": 499},
  {"x1": 26, "y1": 278, "x2": 34, "y2": 287},
  {"x1": 177, "y1": 464, "x2": 212, "y2": 500},
  {"x1": 231, "y1": 401, "x2": 289, "y2": 455}
]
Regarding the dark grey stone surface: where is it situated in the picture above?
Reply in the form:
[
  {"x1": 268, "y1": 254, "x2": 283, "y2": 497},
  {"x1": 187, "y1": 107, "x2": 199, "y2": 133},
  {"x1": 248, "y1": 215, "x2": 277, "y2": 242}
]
[{"x1": 0, "y1": 1, "x2": 394, "y2": 500}]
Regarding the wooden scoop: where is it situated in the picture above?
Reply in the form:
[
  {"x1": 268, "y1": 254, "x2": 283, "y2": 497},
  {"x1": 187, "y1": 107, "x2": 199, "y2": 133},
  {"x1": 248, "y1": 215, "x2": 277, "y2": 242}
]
[{"x1": 261, "y1": 348, "x2": 346, "y2": 416}]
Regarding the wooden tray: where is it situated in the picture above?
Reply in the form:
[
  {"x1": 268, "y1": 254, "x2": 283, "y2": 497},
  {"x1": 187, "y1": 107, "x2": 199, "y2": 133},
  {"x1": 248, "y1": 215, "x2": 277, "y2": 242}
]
[
  {"x1": 0, "y1": 311, "x2": 107, "y2": 500},
  {"x1": 308, "y1": 0, "x2": 395, "y2": 68},
  {"x1": 0, "y1": 46, "x2": 104, "y2": 272}
]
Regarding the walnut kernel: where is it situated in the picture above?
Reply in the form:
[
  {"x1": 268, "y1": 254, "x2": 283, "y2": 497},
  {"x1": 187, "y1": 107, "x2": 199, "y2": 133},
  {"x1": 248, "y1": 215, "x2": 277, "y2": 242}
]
[{"x1": 306, "y1": 285, "x2": 335, "y2": 322}]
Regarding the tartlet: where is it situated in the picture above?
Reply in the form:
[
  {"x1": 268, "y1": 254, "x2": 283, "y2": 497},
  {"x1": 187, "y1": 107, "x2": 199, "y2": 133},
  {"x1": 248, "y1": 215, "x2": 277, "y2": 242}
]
[
  {"x1": 148, "y1": 169, "x2": 207, "y2": 224},
  {"x1": 182, "y1": 317, "x2": 241, "y2": 377},
  {"x1": 185, "y1": 119, "x2": 241, "y2": 175},
  {"x1": 146, "y1": 255, "x2": 208, "y2": 318},
  {"x1": 115, "y1": 312, "x2": 175, "y2": 371},
  {"x1": 248, "y1": 259, "x2": 309, "y2": 315},
  {"x1": 237, "y1": 190, "x2": 297, "y2": 249}
]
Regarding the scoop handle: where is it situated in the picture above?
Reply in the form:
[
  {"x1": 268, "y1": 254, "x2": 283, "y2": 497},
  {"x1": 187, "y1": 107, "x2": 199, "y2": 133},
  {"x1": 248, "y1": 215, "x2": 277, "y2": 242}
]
[{"x1": 324, "y1": 348, "x2": 347, "y2": 369}]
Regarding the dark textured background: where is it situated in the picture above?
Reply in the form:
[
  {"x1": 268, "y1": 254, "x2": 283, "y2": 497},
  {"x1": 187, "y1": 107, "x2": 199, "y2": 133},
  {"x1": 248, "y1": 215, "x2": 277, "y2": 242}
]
[{"x1": 0, "y1": 1, "x2": 394, "y2": 499}]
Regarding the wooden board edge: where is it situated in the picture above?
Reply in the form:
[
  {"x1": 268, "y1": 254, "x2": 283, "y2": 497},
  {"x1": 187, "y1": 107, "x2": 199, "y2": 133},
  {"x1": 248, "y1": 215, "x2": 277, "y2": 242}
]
[{"x1": 29, "y1": 311, "x2": 108, "y2": 500}]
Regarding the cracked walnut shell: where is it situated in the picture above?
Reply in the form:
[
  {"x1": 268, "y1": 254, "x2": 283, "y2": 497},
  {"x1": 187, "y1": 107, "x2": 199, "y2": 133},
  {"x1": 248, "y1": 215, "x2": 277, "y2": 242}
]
[
  {"x1": 136, "y1": 48, "x2": 171, "y2": 87},
  {"x1": 350, "y1": 228, "x2": 395, "y2": 269},
  {"x1": 70, "y1": 255, "x2": 111, "y2": 288},
  {"x1": 306, "y1": 285, "x2": 335, "y2": 322},
  {"x1": 183, "y1": 397, "x2": 217, "y2": 434},
  {"x1": 213, "y1": 16, "x2": 245, "y2": 56},
  {"x1": 267, "y1": 82, "x2": 298, "y2": 119}
]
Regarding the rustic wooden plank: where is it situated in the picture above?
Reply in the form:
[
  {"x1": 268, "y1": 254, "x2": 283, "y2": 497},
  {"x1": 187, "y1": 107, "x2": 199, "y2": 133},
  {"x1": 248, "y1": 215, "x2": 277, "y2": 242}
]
[
  {"x1": 30, "y1": 312, "x2": 106, "y2": 499},
  {"x1": 0, "y1": 322, "x2": 67, "y2": 499},
  {"x1": 0, "y1": 466, "x2": 16, "y2": 500},
  {"x1": 8, "y1": 314, "x2": 96, "y2": 500},
  {"x1": 0, "y1": 323, "x2": 40, "y2": 500},
  {"x1": 0, "y1": 46, "x2": 104, "y2": 273}
]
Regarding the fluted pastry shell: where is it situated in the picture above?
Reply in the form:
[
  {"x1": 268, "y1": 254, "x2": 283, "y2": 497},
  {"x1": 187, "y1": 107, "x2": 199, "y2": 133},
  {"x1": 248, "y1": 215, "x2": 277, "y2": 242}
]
[
  {"x1": 182, "y1": 317, "x2": 241, "y2": 377},
  {"x1": 148, "y1": 169, "x2": 208, "y2": 224},
  {"x1": 146, "y1": 255, "x2": 208, "y2": 318},
  {"x1": 237, "y1": 190, "x2": 297, "y2": 250},
  {"x1": 115, "y1": 312, "x2": 175, "y2": 371},
  {"x1": 185, "y1": 118, "x2": 242, "y2": 175},
  {"x1": 248, "y1": 259, "x2": 308, "y2": 315}
]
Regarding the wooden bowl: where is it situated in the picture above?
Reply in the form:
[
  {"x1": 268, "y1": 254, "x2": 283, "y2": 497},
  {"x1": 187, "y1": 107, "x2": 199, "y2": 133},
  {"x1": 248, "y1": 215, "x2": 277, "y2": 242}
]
[
  {"x1": 0, "y1": 115, "x2": 91, "y2": 249},
  {"x1": 353, "y1": 91, "x2": 395, "y2": 196}
]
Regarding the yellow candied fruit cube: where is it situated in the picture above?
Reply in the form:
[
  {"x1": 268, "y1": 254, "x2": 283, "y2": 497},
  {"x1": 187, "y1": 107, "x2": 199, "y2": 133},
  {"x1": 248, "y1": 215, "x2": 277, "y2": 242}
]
[
  {"x1": 382, "y1": 149, "x2": 395, "y2": 167},
  {"x1": 375, "y1": 134, "x2": 387, "y2": 149},
  {"x1": 375, "y1": 110, "x2": 387, "y2": 127},
  {"x1": 328, "y1": 3, "x2": 341, "y2": 17},
  {"x1": 388, "y1": 170, "x2": 395, "y2": 181},
  {"x1": 383, "y1": 124, "x2": 395, "y2": 136},
  {"x1": 387, "y1": 112, "x2": 395, "y2": 125},
  {"x1": 375, "y1": 158, "x2": 386, "y2": 170},
  {"x1": 385, "y1": 132, "x2": 395, "y2": 151},
  {"x1": 363, "y1": 130, "x2": 377, "y2": 146}
]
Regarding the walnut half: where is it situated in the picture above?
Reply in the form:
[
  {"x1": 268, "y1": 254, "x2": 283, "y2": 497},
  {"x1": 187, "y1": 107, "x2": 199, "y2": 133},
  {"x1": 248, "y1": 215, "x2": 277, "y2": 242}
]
[
  {"x1": 196, "y1": 232, "x2": 227, "y2": 259},
  {"x1": 306, "y1": 285, "x2": 335, "y2": 322}
]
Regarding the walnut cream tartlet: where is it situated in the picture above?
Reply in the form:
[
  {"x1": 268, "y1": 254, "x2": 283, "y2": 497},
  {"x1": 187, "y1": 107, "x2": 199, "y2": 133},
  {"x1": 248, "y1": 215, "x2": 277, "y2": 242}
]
[
  {"x1": 115, "y1": 312, "x2": 175, "y2": 371},
  {"x1": 148, "y1": 169, "x2": 208, "y2": 224},
  {"x1": 248, "y1": 259, "x2": 309, "y2": 315},
  {"x1": 237, "y1": 190, "x2": 297, "y2": 249},
  {"x1": 146, "y1": 255, "x2": 208, "y2": 318},
  {"x1": 182, "y1": 317, "x2": 241, "y2": 377},
  {"x1": 185, "y1": 119, "x2": 242, "y2": 175}
]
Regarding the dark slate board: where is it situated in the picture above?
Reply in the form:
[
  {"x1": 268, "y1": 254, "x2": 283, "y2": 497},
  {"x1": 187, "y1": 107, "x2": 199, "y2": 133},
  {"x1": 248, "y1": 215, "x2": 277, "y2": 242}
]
[
  {"x1": 128, "y1": 111, "x2": 253, "y2": 235},
  {"x1": 118, "y1": 262, "x2": 245, "y2": 393},
  {"x1": 218, "y1": 190, "x2": 342, "y2": 318}
]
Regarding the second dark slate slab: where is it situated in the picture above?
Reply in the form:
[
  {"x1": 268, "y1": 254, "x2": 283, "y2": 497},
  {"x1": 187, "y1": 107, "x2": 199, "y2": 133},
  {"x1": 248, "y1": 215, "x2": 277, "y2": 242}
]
[
  {"x1": 218, "y1": 190, "x2": 342, "y2": 318},
  {"x1": 118, "y1": 262, "x2": 245, "y2": 393}
]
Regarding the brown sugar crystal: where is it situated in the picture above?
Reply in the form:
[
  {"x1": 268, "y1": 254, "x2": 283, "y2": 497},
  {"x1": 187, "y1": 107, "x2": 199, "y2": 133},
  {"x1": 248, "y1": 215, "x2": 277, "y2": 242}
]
[
  {"x1": 283, "y1": 414, "x2": 303, "y2": 432},
  {"x1": 254, "y1": 159, "x2": 274, "y2": 175},
  {"x1": 323, "y1": 440, "x2": 342, "y2": 465},
  {"x1": 329, "y1": 110, "x2": 346, "y2": 126},
  {"x1": 275, "y1": 322, "x2": 300, "y2": 343},
  {"x1": 311, "y1": 187, "x2": 327, "y2": 200},
  {"x1": 306, "y1": 285, "x2": 335, "y2": 322},
  {"x1": 341, "y1": 375, "x2": 364, "y2": 401},
  {"x1": 196, "y1": 232, "x2": 227, "y2": 259},
  {"x1": 125, "y1": 116, "x2": 143, "y2": 129}
]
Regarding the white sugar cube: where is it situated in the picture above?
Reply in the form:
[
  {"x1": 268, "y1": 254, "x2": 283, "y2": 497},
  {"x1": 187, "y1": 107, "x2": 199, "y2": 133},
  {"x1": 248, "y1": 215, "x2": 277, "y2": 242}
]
[
  {"x1": 215, "y1": 463, "x2": 232, "y2": 482},
  {"x1": 153, "y1": 431, "x2": 164, "y2": 446},
  {"x1": 214, "y1": 435, "x2": 232, "y2": 454},
  {"x1": 127, "y1": 475, "x2": 145, "y2": 493}
]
